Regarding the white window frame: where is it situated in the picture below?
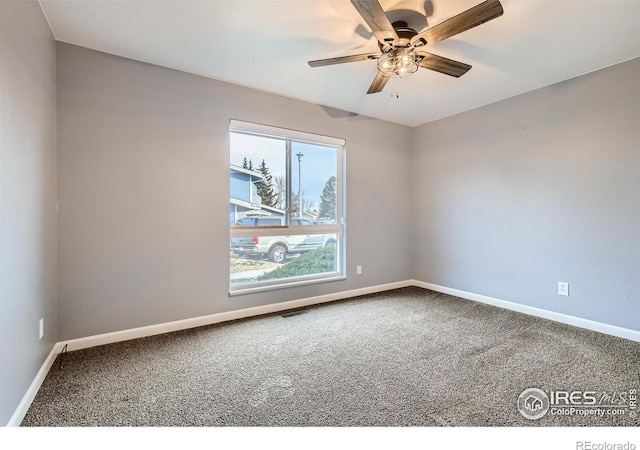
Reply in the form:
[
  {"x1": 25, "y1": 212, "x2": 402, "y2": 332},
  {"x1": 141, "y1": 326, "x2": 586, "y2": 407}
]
[{"x1": 229, "y1": 120, "x2": 346, "y2": 295}]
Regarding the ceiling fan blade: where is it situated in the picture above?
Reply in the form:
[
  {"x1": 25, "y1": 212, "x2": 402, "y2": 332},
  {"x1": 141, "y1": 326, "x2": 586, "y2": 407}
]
[
  {"x1": 411, "y1": 0, "x2": 503, "y2": 48},
  {"x1": 367, "y1": 72, "x2": 389, "y2": 94},
  {"x1": 308, "y1": 52, "x2": 380, "y2": 67},
  {"x1": 351, "y1": 0, "x2": 399, "y2": 48},
  {"x1": 418, "y1": 52, "x2": 472, "y2": 77}
]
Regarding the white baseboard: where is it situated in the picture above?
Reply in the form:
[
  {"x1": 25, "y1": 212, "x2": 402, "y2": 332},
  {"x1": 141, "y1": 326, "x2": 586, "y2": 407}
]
[
  {"x1": 7, "y1": 342, "x2": 65, "y2": 427},
  {"x1": 413, "y1": 280, "x2": 640, "y2": 344}
]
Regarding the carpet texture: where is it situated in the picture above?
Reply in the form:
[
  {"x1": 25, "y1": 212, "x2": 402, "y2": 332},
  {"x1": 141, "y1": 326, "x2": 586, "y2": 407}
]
[{"x1": 22, "y1": 287, "x2": 640, "y2": 426}]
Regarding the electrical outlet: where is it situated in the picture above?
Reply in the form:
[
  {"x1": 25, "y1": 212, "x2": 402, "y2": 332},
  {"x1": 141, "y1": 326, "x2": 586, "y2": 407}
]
[
  {"x1": 356, "y1": 265, "x2": 362, "y2": 275},
  {"x1": 558, "y1": 282, "x2": 569, "y2": 297},
  {"x1": 39, "y1": 318, "x2": 44, "y2": 340}
]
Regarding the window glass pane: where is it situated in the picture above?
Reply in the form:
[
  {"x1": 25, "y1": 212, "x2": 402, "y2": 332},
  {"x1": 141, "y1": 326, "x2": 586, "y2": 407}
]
[
  {"x1": 291, "y1": 142, "x2": 338, "y2": 224},
  {"x1": 230, "y1": 233, "x2": 338, "y2": 285},
  {"x1": 229, "y1": 132, "x2": 286, "y2": 226},
  {"x1": 229, "y1": 121, "x2": 344, "y2": 294}
]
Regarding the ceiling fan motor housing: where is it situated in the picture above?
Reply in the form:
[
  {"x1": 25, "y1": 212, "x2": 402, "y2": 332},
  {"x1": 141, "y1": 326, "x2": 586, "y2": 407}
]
[{"x1": 378, "y1": 21, "x2": 419, "y2": 51}]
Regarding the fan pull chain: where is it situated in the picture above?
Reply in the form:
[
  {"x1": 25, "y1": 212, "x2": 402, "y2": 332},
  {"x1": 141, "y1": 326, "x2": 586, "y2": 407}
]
[{"x1": 390, "y1": 77, "x2": 400, "y2": 99}]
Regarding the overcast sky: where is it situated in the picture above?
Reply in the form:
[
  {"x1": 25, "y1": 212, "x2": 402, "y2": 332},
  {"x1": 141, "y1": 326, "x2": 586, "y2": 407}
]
[{"x1": 230, "y1": 132, "x2": 337, "y2": 206}]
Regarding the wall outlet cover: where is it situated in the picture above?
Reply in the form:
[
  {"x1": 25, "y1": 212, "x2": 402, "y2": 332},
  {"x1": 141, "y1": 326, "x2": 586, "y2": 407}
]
[{"x1": 558, "y1": 282, "x2": 569, "y2": 296}]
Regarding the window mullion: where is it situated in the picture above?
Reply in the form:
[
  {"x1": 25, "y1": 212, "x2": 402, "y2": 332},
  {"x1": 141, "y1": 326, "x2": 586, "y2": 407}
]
[{"x1": 285, "y1": 139, "x2": 292, "y2": 226}]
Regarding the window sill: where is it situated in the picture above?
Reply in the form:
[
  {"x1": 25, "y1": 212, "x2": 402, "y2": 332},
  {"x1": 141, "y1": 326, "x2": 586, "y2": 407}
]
[{"x1": 229, "y1": 274, "x2": 346, "y2": 296}]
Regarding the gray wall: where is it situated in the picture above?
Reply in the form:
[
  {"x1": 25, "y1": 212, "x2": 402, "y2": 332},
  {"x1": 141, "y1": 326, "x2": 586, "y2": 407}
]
[
  {"x1": 0, "y1": 2, "x2": 57, "y2": 425},
  {"x1": 56, "y1": 43, "x2": 413, "y2": 340},
  {"x1": 412, "y1": 57, "x2": 640, "y2": 331}
]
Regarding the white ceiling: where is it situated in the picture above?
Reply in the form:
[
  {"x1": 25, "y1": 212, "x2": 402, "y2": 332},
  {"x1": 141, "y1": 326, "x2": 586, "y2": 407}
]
[{"x1": 40, "y1": 0, "x2": 640, "y2": 127}]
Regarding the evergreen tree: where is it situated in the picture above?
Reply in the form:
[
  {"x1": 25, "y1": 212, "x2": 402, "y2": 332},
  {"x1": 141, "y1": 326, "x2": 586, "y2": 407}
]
[
  {"x1": 318, "y1": 176, "x2": 337, "y2": 220},
  {"x1": 241, "y1": 157, "x2": 254, "y2": 171},
  {"x1": 256, "y1": 159, "x2": 276, "y2": 207}
]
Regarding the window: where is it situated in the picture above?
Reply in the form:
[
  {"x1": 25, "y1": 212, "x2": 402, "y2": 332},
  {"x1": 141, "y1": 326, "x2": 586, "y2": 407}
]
[{"x1": 229, "y1": 120, "x2": 345, "y2": 294}]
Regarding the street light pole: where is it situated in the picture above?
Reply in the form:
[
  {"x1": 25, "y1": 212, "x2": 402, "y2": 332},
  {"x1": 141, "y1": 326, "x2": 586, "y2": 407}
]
[{"x1": 296, "y1": 152, "x2": 303, "y2": 218}]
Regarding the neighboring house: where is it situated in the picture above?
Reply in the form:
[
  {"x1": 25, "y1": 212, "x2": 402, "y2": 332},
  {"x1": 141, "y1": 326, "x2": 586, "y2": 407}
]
[{"x1": 229, "y1": 164, "x2": 285, "y2": 225}]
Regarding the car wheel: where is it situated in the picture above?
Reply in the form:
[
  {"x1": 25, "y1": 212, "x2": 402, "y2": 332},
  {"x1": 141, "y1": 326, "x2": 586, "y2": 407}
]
[
  {"x1": 268, "y1": 245, "x2": 287, "y2": 263},
  {"x1": 324, "y1": 239, "x2": 336, "y2": 248}
]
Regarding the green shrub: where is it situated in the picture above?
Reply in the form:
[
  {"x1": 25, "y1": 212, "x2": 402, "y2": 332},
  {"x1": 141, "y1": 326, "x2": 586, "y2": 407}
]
[{"x1": 258, "y1": 246, "x2": 336, "y2": 281}]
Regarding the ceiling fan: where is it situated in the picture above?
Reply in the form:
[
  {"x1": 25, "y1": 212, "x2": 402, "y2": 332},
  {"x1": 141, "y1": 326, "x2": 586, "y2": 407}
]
[{"x1": 308, "y1": 0, "x2": 504, "y2": 94}]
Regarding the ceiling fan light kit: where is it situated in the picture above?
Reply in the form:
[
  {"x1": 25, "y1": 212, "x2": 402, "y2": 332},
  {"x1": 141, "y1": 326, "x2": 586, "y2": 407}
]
[
  {"x1": 377, "y1": 48, "x2": 419, "y2": 78},
  {"x1": 308, "y1": 0, "x2": 504, "y2": 94}
]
